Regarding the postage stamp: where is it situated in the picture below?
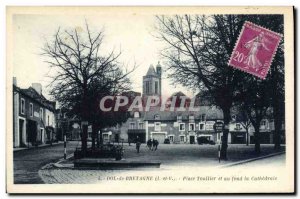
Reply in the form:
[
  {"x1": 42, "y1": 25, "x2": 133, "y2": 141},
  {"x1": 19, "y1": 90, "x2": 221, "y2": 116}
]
[{"x1": 228, "y1": 21, "x2": 282, "y2": 79}]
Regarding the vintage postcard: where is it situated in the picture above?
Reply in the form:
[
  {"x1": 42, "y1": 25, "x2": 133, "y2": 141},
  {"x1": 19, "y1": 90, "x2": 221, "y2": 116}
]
[{"x1": 6, "y1": 6, "x2": 294, "y2": 194}]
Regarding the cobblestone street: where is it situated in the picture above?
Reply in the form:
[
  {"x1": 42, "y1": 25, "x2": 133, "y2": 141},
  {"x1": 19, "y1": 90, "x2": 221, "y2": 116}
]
[
  {"x1": 39, "y1": 144, "x2": 285, "y2": 184},
  {"x1": 13, "y1": 141, "x2": 81, "y2": 184}
]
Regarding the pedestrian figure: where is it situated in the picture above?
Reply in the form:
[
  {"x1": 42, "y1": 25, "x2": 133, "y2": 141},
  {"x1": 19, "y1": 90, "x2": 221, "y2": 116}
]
[
  {"x1": 153, "y1": 139, "x2": 159, "y2": 151},
  {"x1": 135, "y1": 136, "x2": 141, "y2": 153},
  {"x1": 147, "y1": 139, "x2": 153, "y2": 150},
  {"x1": 128, "y1": 138, "x2": 131, "y2": 146}
]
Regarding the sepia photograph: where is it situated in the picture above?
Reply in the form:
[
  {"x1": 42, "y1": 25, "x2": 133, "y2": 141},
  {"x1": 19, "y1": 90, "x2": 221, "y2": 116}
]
[{"x1": 6, "y1": 6, "x2": 294, "y2": 194}]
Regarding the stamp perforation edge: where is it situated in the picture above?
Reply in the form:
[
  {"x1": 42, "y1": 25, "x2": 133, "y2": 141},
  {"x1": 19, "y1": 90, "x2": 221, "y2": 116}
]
[{"x1": 227, "y1": 20, "x2": 283, "y2": 79}]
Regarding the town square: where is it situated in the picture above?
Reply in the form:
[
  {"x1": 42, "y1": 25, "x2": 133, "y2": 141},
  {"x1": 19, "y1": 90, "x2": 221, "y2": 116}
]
[{"x1": 6, "y1": 6, "x2": 294, "y2": 194}]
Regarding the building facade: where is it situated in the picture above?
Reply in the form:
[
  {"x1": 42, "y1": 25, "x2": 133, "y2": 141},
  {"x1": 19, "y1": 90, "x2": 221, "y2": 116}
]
[
  {"x1": 13, "y1": 78, "x2": 56, "y2": 148},
  {"x1": 115, "y1": 63, "x2": 285, "y2": 145}
]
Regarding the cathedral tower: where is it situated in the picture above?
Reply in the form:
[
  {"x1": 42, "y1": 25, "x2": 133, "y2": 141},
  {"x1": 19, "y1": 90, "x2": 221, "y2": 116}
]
[{"x1": 142, "y1": 62, "x2": 162, "y2": 97}]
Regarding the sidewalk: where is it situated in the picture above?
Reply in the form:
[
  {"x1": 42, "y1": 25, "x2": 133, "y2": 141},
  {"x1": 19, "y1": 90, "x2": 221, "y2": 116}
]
[
  {"x1": 219, "y1": 151, "x2": 285, "y2": 168},
  {"x1": 14, "y1": 141, "x2": 63, "y2": 152}
]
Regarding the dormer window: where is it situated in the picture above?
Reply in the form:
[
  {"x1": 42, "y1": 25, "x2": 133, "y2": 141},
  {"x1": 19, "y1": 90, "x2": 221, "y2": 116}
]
[
  {"x1": 200, "y1": 114, "x2": 206, "y2": 122},
  {"x1": 134, "y1": 112, "x2": 140, "y2": 118},
  {"x1": 177, "y1": 115, "x2": 182, "y2": 121},
  {"x1": 235, "y1": 123, "x2": 242, "y2": 130},
  {"x1": 232, "y1": 115, "x2": 236, "y2": 121},
  {"x1": 154, "y1": 114, "x2": 160, "y2": 120}
]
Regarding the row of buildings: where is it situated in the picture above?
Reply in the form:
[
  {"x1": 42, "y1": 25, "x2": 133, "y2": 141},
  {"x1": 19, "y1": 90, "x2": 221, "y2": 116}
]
[
  {"x1": 12, "y1": 62, "x2": 285, "y2": 148},
  {"x1": 101, "y1": 62, "x2": 285, "y2": 145}
]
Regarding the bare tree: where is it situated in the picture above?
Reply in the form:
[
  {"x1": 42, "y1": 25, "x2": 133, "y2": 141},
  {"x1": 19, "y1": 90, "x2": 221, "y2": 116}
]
[
  {"x1": 270, "y1": 42, "x2": 285, "y2": 150},
  {"x1": 42, "y1": 22, "x2": 134, "y2": 154},
  {"x1": 235, "y1": 109, "x2": 251, "y2": 146},
  {"x1": 155, "y1": 14, "x2": 284, "y2": 159},
  {"x1": 237, "y1": 76, "x2": 273, "y2": 154},
  {"x1": 155, "y1": 15, "x2": 245, "y2": 160}
]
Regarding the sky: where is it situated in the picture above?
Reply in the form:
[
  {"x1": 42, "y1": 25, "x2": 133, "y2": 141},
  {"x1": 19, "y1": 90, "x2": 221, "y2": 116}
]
[{"x1": 12, "y1": 14, "x2": 195, "y2": 101}]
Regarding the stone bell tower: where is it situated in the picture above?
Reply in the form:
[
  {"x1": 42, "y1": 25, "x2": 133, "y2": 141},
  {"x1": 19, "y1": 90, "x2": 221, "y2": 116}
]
[{"x1": 142, "y1": 62, "x2": 162, "y2": 97}]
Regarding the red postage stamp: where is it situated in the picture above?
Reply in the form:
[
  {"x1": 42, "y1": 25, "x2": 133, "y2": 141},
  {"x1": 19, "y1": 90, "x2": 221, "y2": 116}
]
[{"x1": 228, "y1": 21, "x2": 282, "y2": 79}]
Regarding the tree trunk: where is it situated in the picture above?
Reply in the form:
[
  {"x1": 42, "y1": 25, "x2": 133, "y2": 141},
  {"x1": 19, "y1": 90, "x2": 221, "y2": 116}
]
[
  {"x1": 81, "y1": 124, "x2": 88, "y2": 155},
  {"x1": 97, "y1": 129, "x2": 100, "y2": 148},
  {"x1": 91, "y1": 124, "x2": 97, "y2": 150},
  {"x1": 254, "y1": 125, "x2": 261, "y2": 154},
  {"x1": 81, "y1": 87, "x2": 89, "y2": 154},
  {"x1": 220, "y1": 107, "x2": 230, "y2": 160},
  {"x1": 273, "y1": 104, "x2": 282, "y2": 151},
  {"x1": 99, "y1": 128, "x2": 103, "y2": 145},
  {"x1": 271, "y1": 63, "x2": 283, "y2": 151},
  {"x1": 246, "y1": 128, "x2": 249, "y2": 146}
]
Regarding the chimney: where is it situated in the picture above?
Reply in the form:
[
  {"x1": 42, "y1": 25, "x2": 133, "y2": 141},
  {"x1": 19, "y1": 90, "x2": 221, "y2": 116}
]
[
  {"x1": 32, "y1": 83, "x2": 42, "y2": 95},
  {"x1": 13, "y1": 77, "x2": 17, "y2": 86}
]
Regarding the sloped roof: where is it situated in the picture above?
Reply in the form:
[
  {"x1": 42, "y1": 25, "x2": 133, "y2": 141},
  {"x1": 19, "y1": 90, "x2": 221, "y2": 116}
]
[
  {"x1": 143, "y1": 106, "x2": 223, "y2": 121},
  {"x1": 14, "y1": 85, "x2": 56, "y2": 111},
  {"x1": 145, "y1": 64, "x2": 158, "y2": 77}
]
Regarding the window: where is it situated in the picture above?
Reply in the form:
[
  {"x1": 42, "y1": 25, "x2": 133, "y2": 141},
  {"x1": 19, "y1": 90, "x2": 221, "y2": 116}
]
[
  {"x1": 189, "y1": 115, "x2": 194, "y2": 121},
  {"x1": 180, "y1": 135, "x2": 185, "y2": 142},
  {"x1": 155, "y1": 81, "x2": 158, "y2": 94},
  {"x1": 138, "y1": 122, "x2": 144, "y2": 129},
  {"x1": 47, "y1": 115, "x2": 50, "y2": 126},
  {"x1": 21, "y1": 98, "x2": 25, "y2": 114},
  {"x1": 205, "y1": 122, "x2": 214, "y2": 130},
  {"x1": 129, "y1": 122, "x2": 135, "y2": 129},
  {"x1": 103, "y1": 134, "x2": 109, "y2": 141},
  {"x1": 145, "y1": 81, "x2": 150, "y2": 94},
  {"x1": 260, "y1": 120, "x2": 267, "y2": 129},
  {"x1": 154, "y1": 122, "x2": 161, "y2": 131},
  {"x1": 29, "y1": 103, "x2": 33, "y2": 117},
  {"x1": 200, "y1": 114, "x2": 206, "y2": 122},
  {"x1": 236, "y1": 123, "x2": 241, "y2": 130},
  {"x1": 199, "y1": 123, "x2": 205, "y2": 130},
  {"x1": 40, "y1": 108, "x2": 44, "y2": 120},
  {"x1": 169, "y1": 135, "x2": 174, "y2": 142},
  {"x1": 189, "y1": 123, "x2": 195, "y2": 131},
  {"x1": 179, "y1": 123, "x2": 185, "y2": 131}
]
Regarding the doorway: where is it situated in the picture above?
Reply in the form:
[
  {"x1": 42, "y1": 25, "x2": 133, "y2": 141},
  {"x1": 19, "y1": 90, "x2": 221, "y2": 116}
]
[
  {"x1": 27, "y1": 120, "x2": 37, "y2": 145},
  {"x1": 190, "y1": 135, "x2": 195, "y2": 144},
  {"x1": 40, "y1": 128, "x2": 44, "y2": 143},
  {"x1": 19, "y1": 119, "x2": 25, "y2": 147}
]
